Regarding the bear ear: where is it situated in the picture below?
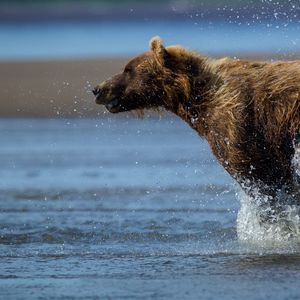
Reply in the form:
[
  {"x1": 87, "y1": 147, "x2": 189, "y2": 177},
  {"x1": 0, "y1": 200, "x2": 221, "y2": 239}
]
[
  {"x1": 149, "y1": 36, "x2": 169, "y2": 65},
  {"x1": 149, "y1": 36, "x2": 164, "y2": 52}
]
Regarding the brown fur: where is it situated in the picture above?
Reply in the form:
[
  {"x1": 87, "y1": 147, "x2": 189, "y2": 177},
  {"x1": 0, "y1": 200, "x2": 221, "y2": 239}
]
[{"x1": 93, "y1": 36, "x2": 300, "y2": 205}]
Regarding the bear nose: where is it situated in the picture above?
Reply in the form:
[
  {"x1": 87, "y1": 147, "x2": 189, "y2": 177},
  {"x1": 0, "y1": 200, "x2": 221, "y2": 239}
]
[{"x1": 92, "y1": 87, "x2": 100, "y2": 96}]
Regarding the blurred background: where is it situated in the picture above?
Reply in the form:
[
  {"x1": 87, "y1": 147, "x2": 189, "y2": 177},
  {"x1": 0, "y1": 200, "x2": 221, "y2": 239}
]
[
  {"x1": 2, "y1": 2, "x2": 300, "y2": 299},
  {"x1": 0, "y1": 0, "x2": 300, "y2": 117}
]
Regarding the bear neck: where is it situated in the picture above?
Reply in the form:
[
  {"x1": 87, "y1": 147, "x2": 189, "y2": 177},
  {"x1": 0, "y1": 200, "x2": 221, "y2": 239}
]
[{"x1": 164, "y1": 55, "x2": 221, "y2": 137}]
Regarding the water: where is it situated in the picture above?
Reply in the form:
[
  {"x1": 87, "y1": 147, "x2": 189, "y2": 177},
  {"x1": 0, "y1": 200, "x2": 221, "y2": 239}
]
[
  {"x1": 1, "y1": 117, "x2": 300, "y2": 299},
  {"x1": 0, "y1": 20, "x2": 300, "y2": 60}
]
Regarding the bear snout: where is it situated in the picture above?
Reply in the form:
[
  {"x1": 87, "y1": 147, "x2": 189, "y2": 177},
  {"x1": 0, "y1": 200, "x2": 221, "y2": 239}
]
[
  {"x1": 93, "y1": 80, "x2": 109, "y2": 97},
  {"x1": 93, "y1": 83, "x2": 111, "y2": 105}
]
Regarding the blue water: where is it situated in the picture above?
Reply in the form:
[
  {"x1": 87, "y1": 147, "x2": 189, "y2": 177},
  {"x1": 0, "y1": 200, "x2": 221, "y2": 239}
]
[
  {"x1": 0, "y1": 20, "x2": 300, "y2": 60},
  {"x1": 1, "y1": 117, "x2": 300, "y2": 299}
]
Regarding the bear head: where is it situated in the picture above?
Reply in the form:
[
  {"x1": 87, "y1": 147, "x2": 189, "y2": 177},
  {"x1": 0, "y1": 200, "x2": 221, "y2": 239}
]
[{"x1": 93, "y1": 36, "x2": 195, "y2": 113}]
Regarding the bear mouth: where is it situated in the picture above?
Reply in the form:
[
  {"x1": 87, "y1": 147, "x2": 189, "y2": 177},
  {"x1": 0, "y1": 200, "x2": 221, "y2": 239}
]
[
  {"x1": 95, "y1": 95, "x2": 122, "y2": 113},
  {"x1": 105, "y1": 99, "x2": 121, "y2": 113}
]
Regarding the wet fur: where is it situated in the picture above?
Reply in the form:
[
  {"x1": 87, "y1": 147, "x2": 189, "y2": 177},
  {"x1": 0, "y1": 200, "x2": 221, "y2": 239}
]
[{"x1": 94, "y1": 37, "x2": 300, "y2": 207}]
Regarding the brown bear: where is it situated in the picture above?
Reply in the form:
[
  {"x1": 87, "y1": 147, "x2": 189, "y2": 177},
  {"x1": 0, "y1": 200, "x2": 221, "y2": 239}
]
[{"x1": 93, "y1": 36, "x2": 300, "y2": 222}]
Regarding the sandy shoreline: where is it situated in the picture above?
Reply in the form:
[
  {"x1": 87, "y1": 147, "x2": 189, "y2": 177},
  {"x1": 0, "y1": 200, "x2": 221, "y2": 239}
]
[
  {"x1": 0, "y1": 58, "x2": 129, "y2": 118},
  {"x1": 1, "y1": 54, "x2": 300, "y2": 118}
]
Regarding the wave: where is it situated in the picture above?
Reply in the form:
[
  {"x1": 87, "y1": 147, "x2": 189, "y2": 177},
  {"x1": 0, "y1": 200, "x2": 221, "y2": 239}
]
[
  {"x1": 0, "y1": 222, "x2": 236, "y2": 246},
  {"x1": 0, "y1": 183, "x2": 233, "y2": 201}
]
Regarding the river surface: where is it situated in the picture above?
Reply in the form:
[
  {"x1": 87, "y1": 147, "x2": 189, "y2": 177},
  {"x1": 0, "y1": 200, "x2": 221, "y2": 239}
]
[{"x1": 1, "y1": 117, "x2": 300, "y2": 299}]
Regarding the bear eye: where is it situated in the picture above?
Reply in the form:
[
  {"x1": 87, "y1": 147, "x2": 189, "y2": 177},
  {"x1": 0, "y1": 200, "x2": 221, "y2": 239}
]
[{"x1": 124, "y1": 66, "x2": 133, "y2": 73}]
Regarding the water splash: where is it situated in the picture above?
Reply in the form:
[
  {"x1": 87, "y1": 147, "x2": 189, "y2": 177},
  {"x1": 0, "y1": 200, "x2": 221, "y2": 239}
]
[
  {"x1": 237, "y1": 189, "x2": 300, "y2": 246},
  {"x1": 237, "y1": 139, "x2": 300, "y2": 248}
]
